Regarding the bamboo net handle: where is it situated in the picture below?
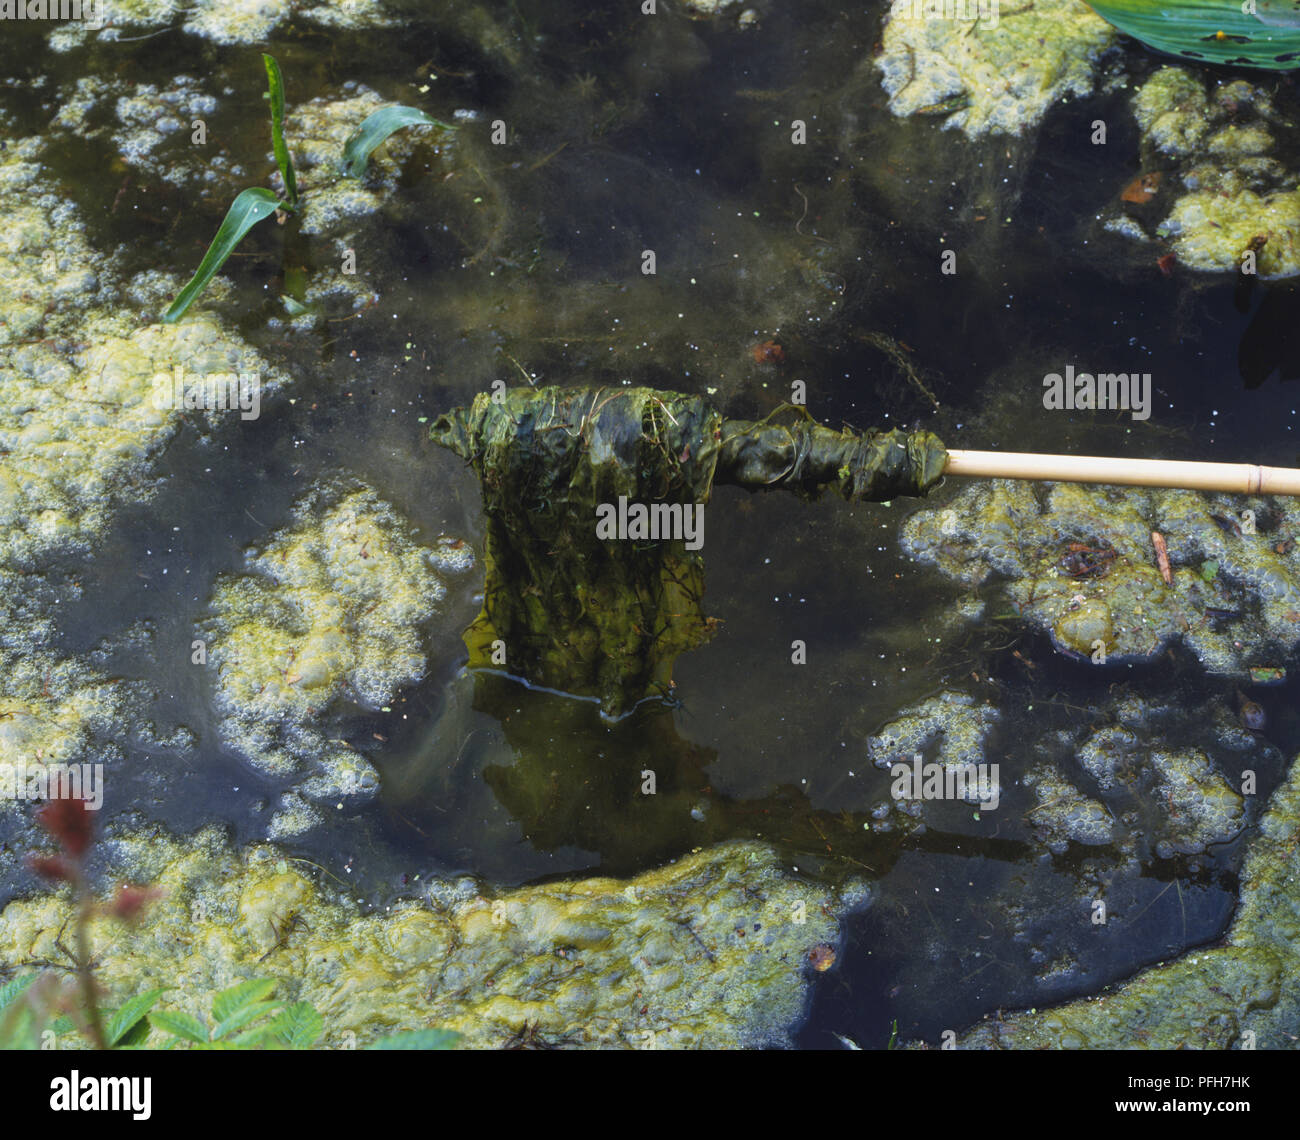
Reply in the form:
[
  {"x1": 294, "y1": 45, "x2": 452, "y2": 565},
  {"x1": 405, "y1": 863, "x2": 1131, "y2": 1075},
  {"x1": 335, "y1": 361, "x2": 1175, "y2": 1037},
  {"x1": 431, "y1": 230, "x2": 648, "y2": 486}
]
[{"x1": 943, "y1": 449, "x2": 1300, "y2": 497}]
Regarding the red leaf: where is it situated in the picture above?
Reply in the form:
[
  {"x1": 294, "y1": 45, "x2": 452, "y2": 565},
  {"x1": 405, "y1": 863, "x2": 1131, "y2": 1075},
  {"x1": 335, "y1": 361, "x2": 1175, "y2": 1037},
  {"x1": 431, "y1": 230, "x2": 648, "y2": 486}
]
[
  {"x1": 36, "y1": 797, "x2": 95, "y2": 857},
  {"x1": 27, "y1": 854, "x2": 73, "y2": 882},
  {"x1": 108, "y1": 884, "x2": 161, "y2": 923}
]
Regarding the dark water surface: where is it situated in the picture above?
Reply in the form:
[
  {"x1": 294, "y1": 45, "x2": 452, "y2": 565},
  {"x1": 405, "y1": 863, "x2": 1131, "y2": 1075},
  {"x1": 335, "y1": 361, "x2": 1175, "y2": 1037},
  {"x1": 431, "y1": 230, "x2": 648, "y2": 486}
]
[{"x1": 2, "y1": 0, "x2": 1298, "y2": 1049}]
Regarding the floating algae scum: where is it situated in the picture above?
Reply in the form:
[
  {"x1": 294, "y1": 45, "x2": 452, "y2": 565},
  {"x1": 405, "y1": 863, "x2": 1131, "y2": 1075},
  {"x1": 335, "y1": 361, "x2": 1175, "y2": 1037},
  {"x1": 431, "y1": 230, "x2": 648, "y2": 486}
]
[
  {"x1": 3, "y1": 0, "x2": 1300, "y2": 1054},
  {"x1": 429, "y1": 386, "x2": 947, "y2": 719}
]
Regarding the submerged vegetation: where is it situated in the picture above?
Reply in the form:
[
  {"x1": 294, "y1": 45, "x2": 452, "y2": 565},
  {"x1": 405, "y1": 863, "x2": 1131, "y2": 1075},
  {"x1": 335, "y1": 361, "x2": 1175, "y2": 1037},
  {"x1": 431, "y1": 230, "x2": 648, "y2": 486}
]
[
  {"x1": 163, "y1": 54, "x2": 453, "y2": 323},
  {"x1": 431, "y1": 386, "x2": 946, "y2": 717},
  {"x1": 2, "y1": 0, "x2": 1300, "y2": 1056}
]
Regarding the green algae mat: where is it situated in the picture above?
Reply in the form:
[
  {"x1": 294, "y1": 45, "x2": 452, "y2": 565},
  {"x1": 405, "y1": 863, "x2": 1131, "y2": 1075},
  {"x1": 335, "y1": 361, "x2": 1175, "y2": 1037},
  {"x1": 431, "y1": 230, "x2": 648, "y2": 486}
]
[
  {"x1": 2, "y1": 0, "x2": 1300, "y2": 1071},
  {"x1": 432, "y1": 386, "x2": 946, "y2": 717}
]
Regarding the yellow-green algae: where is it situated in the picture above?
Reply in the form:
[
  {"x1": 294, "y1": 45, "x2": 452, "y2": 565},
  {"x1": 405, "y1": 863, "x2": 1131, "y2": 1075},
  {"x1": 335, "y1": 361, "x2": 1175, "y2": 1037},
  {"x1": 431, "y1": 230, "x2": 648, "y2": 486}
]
[
  {"x1": 855, "y1": 691, "x2": 1001, "y2": 834},
  {"x1": 875, "y1": 0, "x2": 1115, "y2": 138},
  {"x1": 1029, "y1": 691, "x2": 1257, "y2": 862},
  {"x1": 0, "y1": 827, "x2": 866, "y2": 1049},
  {"x1": 902, "y1": 478, "x2": 1300, "y2": 677},
  {"x1": 1023, "y1": 765, "x2": 1116, "y2": 853},
  {"x1": 48, "y1": 0, "x2": 394, "y2": 51},
  {"x1": 285, "y1": 87, "x2": 454, "y2": 238},
  {"x1": 0, "y1": 135, "x2": 288, "y2": 560},
  {"x1": 0, "y1": 132, "x2": 284, "y2": 817},
  {"x1": 1029, "y1": 735, "x2": 1244, "y2": 858},
  {"x1": 682, "y1": 0, "x2": 760, "y2": 21},
  {"x1": 953, "y1": 750, "x2": 1300, "y2": 1048},
  {"x1": 865, "y1": 690, "x2": 1000, "y2": 774},
  {"x1": 1149, "y1": 749, "x2": 1246, "y2": 858},
  {"x1": 50, "y1": 74, "x2": 233, "y2": 192},
  {"x1": 203, "y1": 486, "x2": 473, "y2": 837},
  {"x1": 1113, "y1": 67, "x2": 1300, "y2": 279}
]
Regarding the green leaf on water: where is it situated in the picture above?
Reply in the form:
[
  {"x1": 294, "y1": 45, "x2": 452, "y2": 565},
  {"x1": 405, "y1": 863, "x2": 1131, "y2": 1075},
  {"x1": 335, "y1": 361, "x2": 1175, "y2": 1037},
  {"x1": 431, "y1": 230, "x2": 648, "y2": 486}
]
[
  {"x1": 162, "y1": 188, "x2": 283, "y2": 324},
  {"x1": 262, "y1": 54, "x2": 299, "y2": 208},
  {"x1": 1200, "y1": 559, "x2": 1219, "y2": 581},
  {"x1": 341, "y1": 105, "x2": 456, "y2": 179}
]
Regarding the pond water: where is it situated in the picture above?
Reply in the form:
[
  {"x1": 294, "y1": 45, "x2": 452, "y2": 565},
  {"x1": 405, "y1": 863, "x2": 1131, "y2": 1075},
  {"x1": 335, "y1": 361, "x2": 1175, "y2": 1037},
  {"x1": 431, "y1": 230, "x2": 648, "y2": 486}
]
[{"x1": 2, "y1": 0, "x2": 1298, "y2": 1050}]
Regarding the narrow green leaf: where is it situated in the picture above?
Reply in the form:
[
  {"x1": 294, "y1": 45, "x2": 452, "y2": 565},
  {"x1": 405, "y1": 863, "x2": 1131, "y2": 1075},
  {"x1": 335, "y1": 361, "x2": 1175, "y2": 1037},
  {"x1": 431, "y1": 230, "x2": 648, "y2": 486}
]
[
  {"x1": 367, "y1": 1028, "x2": 461, "y2": 1050},
  {"x1": 0, "y1": 974, "x2": 37, "y2": 1015},
  {"x1": 268, "y1": 1001, "x2": 323, "y2": 1049},
  {"x1": 262, "y1": 54, "x2": 298, "y2": 208},
  {"x1": 162, "y1": 188, "x2": 283, "y2": 324},
  {"x1": 212, "y1": 978, "x2": 278, "y2": 1023},
  {"x1": 148, "y1": 1009, "x2": 210, "y2": 1044},
  {"x1": 107, "y1": 989, "x2": 166, "y2": 1047},
  {"x1": 341, "y1": 105, "x2": 455, "y2": 179}
]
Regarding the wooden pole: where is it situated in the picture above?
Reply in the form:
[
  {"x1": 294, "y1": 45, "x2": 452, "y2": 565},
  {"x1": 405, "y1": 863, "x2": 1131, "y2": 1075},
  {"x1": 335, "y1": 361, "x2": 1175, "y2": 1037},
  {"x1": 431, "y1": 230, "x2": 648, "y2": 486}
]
[{"x1": 944, "y1": 450, "x2": 1300, "y2": 496}]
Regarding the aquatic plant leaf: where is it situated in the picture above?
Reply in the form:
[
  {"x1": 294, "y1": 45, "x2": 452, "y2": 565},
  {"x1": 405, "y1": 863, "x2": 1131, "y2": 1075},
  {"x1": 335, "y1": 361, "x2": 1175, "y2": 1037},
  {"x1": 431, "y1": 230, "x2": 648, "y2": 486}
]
[
  {"x1": 106, "y1": 989, "x2": 165, "y2": 1046},
  {"x1": 149, "y1": 1009, "x2": 210, "y2": 1044},
  {"x1": 266, "y1": 1001, "x2": 323, "y2": 1048},
  {"x1": 211, "y1": 978, "x2": 278, "y2": 1024},
  {"x1": 368, "y1": 1028, "x2": 461, "y2": 1049},
  {"x1": 1085, "y1": 1, "x2": 1300, "y2": 69},
  {"x1": 341, "y1": 105, "x2": 455, "y2": 178},
  {"x1": 162, "y1": 188, "x2": 283, "y2": 324},
  {"x1": 262, "y1": 53, "x2": 299, "y2": 208}
]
